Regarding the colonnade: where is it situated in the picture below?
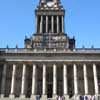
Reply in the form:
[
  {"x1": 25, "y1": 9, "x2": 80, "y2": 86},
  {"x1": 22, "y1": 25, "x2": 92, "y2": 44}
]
[
  {"x1": 0, "y1": 62, "x2": 99, "y2": 99},
  {"x1": 37, "y1": 15, "x2": 64, "y2": 33}
]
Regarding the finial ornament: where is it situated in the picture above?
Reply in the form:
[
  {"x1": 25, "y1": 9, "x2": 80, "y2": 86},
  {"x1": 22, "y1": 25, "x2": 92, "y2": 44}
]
[
  {"x1": 91, "y1": 45, "x2": 94, "y2": 49},
  {"x1": 82, "y1": 45, "x2": 85, "y2": 49},
  {"x1": 6, "y1": 45, "x2": 9, "y2": 49},
  {"x1": 16, "y1": 45, "x2": 18, "y2": 49},
  {"x1": 25, "y1": 35, "x2": 27, "y2": 39}
]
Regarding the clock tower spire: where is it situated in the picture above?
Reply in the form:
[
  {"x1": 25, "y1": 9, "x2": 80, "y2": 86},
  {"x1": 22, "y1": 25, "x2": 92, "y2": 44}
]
[{"x1": 25, "y1": 0, "x2": 75, "y2": 49}]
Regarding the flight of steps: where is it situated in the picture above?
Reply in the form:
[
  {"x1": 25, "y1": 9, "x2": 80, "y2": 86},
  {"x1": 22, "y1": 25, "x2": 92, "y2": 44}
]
[
  {"x1": 0, "y1": 98, "x2": 30, "y2": 100},
  {"x1": 0, "y1": 96, "x2": 99, "y2": 100},
  {"x1": 48, "y1": 98, "x2": 57, "y2": 100}
]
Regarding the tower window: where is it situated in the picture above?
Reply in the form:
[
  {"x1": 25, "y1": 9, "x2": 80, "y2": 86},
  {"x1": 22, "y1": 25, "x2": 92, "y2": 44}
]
[
  {"x1": 54, "y1": 16, "x2": 57, "y2": 33},
  {"x1": 48, "y1": 16, "x2": 52, "y2": 33},
  {"x1": 59, "y1": 16, "x2": 62, "y2": 33},
  {"x1": 43, "y1": 16, "x2": 46, "y2": 33},
  {"x1": 46, "y1": 0, "x2": 53, "y2": 2}
]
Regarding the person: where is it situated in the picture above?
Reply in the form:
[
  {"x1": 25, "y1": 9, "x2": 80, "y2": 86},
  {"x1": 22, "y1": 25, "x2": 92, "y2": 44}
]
[
  {"x1": 36, "y1": 95, "x2": 40, "y2": 100},
  {"x1": 92, "y1": 96, "x2": 94, "y2": 100},
  {"x1": 80, "y1": 96, "x2": 84, "y2": 100},
  {"x1": 58, "y1": 96, "x2": 61, "y2": 100},
  {"x1": 62, "y1": 96, "x2": 65, "y2": 100},
  {"x1": 57, "y1": 96, "x2": 59, "y2": 100}
]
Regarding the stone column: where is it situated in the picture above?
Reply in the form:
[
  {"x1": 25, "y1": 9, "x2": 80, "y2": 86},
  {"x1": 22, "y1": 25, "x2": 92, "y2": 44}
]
[
  {"x1": 36, "y1": 15, "x2": 38, "y2": 33},
  {"x1": 57, "y1": 16, "x2": 59, "y2": 33},
  {"x1": 10, "y1": 64, "x2": 16, "y2": 98},
  {"x1": 52, "y1": 16, "x2": 54, "y2": 33},
  {"x1": 20, "y1": 64, "x2": 26, "y2": 98},
  {"x1": 53, "y1": 64, "x2": 57, "y2": 98},
  {"x1": 40, "y1": 16, "x2": 43, "y2": 33},
  {"x1": 83, "y1": 64, "x2": 88, "y2": 95},
  {"x1": 93, "y1": 63, "x2": 99, "y2": 95},
  {"x1": 31, "y1": 64, "x2": 36, "y2": 99},
  {"x1": 41, "y1": 64, "x2": 47, "y2": 100},
  {"x1": 63, "y1": 64, "x2": 69, "y2": 100},
  {"x1": 1, "y1": 64, "x2": 7, "y2": 98},
  {"x1": 46, "y1": 16, "x2": 48, "y2": 33},
  {"x1": 63, "y1": 64, "x2": 68, "y2": 95},
  {"x1": 42, "y1": 64, "x2": 46, "y2": 95},
  {"x1": 73, "y1": 64, "x2": 78, "y2": 95},
  {"x1": 62, "y1": 16, "x2": 64, "y2": 33}
]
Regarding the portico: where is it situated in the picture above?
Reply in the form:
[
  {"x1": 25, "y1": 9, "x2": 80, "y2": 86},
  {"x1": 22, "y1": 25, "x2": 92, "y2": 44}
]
[{"x1": 0, "y1": 60, "x2": 100, "y2": 99}]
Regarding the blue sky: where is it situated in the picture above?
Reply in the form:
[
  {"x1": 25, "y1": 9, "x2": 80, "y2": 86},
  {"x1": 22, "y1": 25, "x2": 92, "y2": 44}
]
[{"x1": 0, "y1": 0, "x2": 100, "y2": 48}]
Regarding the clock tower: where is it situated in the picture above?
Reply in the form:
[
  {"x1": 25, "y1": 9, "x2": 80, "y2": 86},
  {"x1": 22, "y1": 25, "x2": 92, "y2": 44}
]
[{"x1": 25, "y1": 0, "x2": 75, "y2": 49}]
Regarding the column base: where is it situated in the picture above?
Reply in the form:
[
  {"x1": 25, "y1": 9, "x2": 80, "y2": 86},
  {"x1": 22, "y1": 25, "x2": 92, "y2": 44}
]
[
  {"x1": 64, "y1": 95, "x2": 69, "y2": 100},
  {"x1": 31, "y1": 94, "x2": 36, "y2": 99},
  {"x1": 0, "y1": 94, "x2": 5, "y2": 98},
  {"x1": 20, "y1": 94, "x2": 26, "y2": 98},
  {"x1": 41, "y1": 95, "x2": 47, "y2": 100},
  {"x1": 74, "y1": 95, "x2": 80, "y2": 100},
  {"x1": 53, "y1": 94, "x2": 58, "y2": 99},
  {"x1": 94, "y1": 95, "x2": 100, "y2": 100},
  {"x1": 9, "y1": 94, "x2": 15, "y2": 98}
]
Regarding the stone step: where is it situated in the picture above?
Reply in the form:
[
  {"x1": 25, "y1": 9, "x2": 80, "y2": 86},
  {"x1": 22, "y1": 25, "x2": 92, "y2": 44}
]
[{"x1": 0, "y1": 98, "x2": 30, "y2": 100}]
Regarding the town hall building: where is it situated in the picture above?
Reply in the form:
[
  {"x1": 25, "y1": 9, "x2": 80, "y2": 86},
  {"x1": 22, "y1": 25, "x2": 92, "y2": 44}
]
[{"x1": 0, "y1": 0, "x2": 100, "y2": 100}]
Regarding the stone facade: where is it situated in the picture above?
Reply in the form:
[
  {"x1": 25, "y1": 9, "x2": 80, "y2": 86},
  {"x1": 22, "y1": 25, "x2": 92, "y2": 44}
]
[{"x1": 0, "y1": 0, "x2": 100, "y2": 100}]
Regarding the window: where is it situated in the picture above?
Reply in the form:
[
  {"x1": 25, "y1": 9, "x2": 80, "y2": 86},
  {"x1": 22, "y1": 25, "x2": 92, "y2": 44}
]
[{"x1": 46, "y1": 0, "x2": 53, "y2": 2}]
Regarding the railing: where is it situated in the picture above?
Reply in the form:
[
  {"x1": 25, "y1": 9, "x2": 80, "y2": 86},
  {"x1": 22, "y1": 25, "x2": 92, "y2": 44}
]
[{"x1": 0, "y1": 48, "x2": 100, "y2": 54}]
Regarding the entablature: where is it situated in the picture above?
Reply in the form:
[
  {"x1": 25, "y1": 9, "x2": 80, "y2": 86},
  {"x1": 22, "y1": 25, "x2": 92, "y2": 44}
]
[
  {"x1": 35, "y1": 10, "x2": 65, "y2": 16},
  {"x1": 1, "y1": 48, "x2": 100, "y2": 54},
  {"x1": 1, "y1": 48, "x2": 100, "y2": 62}
]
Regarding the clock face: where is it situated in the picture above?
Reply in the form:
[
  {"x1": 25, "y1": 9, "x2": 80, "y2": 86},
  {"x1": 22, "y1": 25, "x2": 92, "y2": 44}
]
[
  {"x1": 47, "y1": 2, "x2": 54, "y2": 7},
  {"x1": 46, "y1": 0, "x2": 55, "y2": 7}
]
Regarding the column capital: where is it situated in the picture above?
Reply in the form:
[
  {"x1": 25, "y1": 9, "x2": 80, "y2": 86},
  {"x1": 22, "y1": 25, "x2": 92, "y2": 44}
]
[
  {"x1": 63, "y1": 63, "x2": 67, "y2": 67},
  {"x1": 43, "y1": 64, "x2": 46, "y2": 67},
  {"x1": 53, "y1": 64, "x2": 57, "y2": 67},
  {"x1": 23, "y1": 63, "x2": 26, "y2": 66},
  {"x1": 83, "y1": 63, "x2": 86, "y2": 66},
  {"x1": 33, "y1": 64, "x2": 36, "y2": 67},
  {"x1": 93, "y1": 63, "x2": 96, "y2": 67}
]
